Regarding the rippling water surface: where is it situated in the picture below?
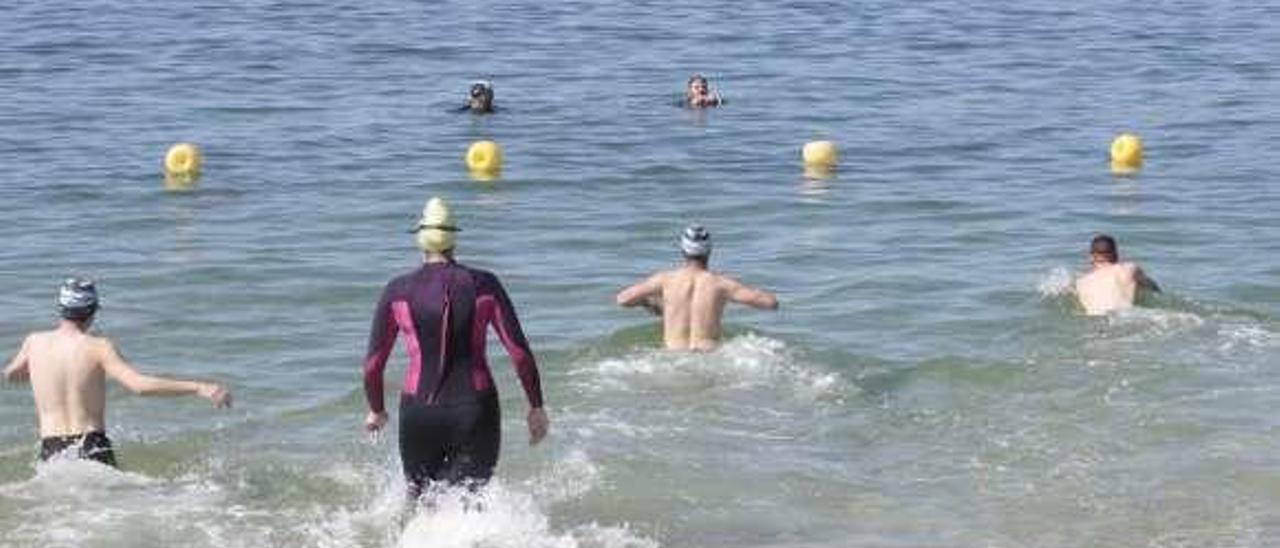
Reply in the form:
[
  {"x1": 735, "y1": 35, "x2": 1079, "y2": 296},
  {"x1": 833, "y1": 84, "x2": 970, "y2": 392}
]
[{"x1": 2, "y1": 2, "x2": 1279, "y2": 547}]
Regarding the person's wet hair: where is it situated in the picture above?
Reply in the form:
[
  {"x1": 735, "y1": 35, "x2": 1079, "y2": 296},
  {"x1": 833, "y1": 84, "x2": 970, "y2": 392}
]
[{"x1": 1090, "y1": 234, "x2": 1118, "y2": 262}]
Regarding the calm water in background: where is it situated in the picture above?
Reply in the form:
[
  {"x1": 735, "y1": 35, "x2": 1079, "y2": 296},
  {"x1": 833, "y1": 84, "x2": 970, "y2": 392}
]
[{"x1": 2, "y1": 1, "x2": 1279, "y2": 547}]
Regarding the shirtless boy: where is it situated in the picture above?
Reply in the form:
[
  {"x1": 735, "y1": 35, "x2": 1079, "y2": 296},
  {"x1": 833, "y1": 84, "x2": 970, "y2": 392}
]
[
  {"x1": 616, "y1": 225, "x2": 778, "y2": 351},
  {"x1": 3, "y1": 278, "x2": 231, "y2": 467},
  {"x1": 1075, "y1": 234, "x2": 1161, "y2": 316}
]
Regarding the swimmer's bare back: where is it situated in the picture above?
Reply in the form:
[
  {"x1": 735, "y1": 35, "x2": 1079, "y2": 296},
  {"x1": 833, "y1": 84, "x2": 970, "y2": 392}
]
[
  {"x1": 1075, "y1": 262, "x2": 1159, "y2": 316},
  {"x1": 618, "y1": 266, "x2": 777, "y2": 351},
  {"x1": 5, "y1": 328, "x2": 230, "y2": 439}
]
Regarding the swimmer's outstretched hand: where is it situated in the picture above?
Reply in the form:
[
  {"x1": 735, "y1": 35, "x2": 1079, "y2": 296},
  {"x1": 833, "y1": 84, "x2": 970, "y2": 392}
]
[
  {"x1": 198, "y1": 383, "x2": 232, "y2": 408},
  {"x1": 365, "y1": 411, "x2": 388, "y2": 433},
  {"x1": 527, "y1": 407, "x2": 549, "y2": 446}
]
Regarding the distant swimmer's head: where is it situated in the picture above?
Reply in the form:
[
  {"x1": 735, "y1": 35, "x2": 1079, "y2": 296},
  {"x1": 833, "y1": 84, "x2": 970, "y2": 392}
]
[
  {"x1": 688, "y1": 74, "x2": 709, "y2": 95},
  {"x1": 1090, "y1": 234, "x2": 1119, "y2": 265},
  {"x1": 57, "y1": 277, "x2": 98, "y2": 322},
  {"x1": 411, "y1": 197, "x2": 460, "y2": 255},
  {"x1": 679, "y1": 224, "x2": 712, "y2": 264},
  {"x1": 685, "y1": 74, "x2": 719, "y2": 108},
  {"x1": 467, "y1": 80, "x2": 495, "y2": 112}
]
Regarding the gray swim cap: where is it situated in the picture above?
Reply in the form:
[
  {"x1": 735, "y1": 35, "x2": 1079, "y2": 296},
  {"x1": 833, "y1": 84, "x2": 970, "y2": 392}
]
[
  {"x1": 679, "y1": 224, "x2": 712, "y2": 257},
  {"x1": 57, "y1": 277, "x2": 98, "y2": 319}
]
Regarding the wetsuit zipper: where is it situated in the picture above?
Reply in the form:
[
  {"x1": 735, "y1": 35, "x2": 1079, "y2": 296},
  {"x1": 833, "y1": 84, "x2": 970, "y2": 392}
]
[{"x1": 426, "y1": 272, "x2": 451, "y2": 406}]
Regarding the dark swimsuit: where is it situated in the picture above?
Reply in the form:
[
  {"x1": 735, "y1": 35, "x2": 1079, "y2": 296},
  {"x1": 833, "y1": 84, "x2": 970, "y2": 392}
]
[
  {"x1": 363, "y1": 261, "x2": 542, "y2": 495},
  {"x1": 39, "y1": 431, "x2": 117, "y2": 467}
]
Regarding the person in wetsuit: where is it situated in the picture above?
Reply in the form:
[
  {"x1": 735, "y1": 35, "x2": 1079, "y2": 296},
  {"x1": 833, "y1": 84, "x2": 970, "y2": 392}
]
[
  {"x1": 2, "y1": 278, "x2": 231, "y2": 467},
  {"x1": 362, "y1": 197, "x2": 548, "y2": 499}
]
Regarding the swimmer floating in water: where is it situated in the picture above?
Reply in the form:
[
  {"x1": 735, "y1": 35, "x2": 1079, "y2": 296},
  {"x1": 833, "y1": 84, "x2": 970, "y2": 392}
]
[
  {"x1": 616, "y1": 225, "x2": 778, "y2": 351},
  {"x1": 2, "y1": 278, "x2": 231, "y2": 468},
  {"x1": 685, "y1": 74, "x2": 722, "y2": 108},
  {"x1": 461, "y1": 80, "x2": 496, "y2": 113},
  {"x1": 1074, "y1": 234, "x2": 1161, "y2": 316}
]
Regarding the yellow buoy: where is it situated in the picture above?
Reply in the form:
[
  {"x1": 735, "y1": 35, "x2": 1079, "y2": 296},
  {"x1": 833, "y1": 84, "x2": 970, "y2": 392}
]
[
  {"x1": 802, "y1": 140, "x2": 839, "y2": 170},
  {"x1": 165, "y1": 143, "x2": 202, "y2": 177},
  {"x1": 465, "y1": 140, "x2": 503, "y2": 175},
  {"x1": 1110, "y1": 133, "x2": 1143, "y2": 174}
]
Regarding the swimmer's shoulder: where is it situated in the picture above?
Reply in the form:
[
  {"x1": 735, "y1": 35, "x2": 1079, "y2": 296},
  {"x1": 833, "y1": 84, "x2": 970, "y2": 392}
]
[{"x1": 1116, "y1": 262, "x2": 1141, "y2": 279}]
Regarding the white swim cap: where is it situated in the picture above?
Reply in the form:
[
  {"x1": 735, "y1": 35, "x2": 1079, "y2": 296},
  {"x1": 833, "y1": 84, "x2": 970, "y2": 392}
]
[
  {"x1": 679, "y1": 224, "x2": 712, "y2": 257},
  {"x1": 411, "y1": 197, "x2": 460, "y2": 253}
]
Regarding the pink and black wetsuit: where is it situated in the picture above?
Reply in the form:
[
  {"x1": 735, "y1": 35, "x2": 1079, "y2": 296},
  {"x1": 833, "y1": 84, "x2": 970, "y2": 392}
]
[{"x1": 363, "y1": 261, "x2": 543, "y2": 493}]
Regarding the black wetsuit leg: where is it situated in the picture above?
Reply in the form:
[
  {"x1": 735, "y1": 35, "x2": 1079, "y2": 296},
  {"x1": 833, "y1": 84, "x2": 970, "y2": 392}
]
[
  {"x1": 399, "y1": 394, "x2": 501, "y2": 497},
  {"x1": 39, "y1": 431, "x2": 117, "y2": 467}
]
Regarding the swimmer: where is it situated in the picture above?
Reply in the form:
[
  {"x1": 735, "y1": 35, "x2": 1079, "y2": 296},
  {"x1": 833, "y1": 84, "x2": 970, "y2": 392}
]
[
  {"x1": 1075, "y1": 234, "x2": 1161, "y2": 316},
  {"x1": 361, "y1": 197, "x2": 548, "y2": 501},
  {"x1": 460, "y1": 80, "x2": 496, "y2": 113},
  {"x1": 685, "y1": 74, "x2": 722, "y2": 108},
  {"x1": 2, "y1": 278, "x2": 231, "y2": 468},
  {"x1": 616, "y1": 225, "x2": 778, "y2": 351}
]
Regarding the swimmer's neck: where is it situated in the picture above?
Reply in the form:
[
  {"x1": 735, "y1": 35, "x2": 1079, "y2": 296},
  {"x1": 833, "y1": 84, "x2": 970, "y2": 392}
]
[
  {"x1": 681, "y1": 258, "x2": 708, "y2": 271},
  {"x1": 55, "y1": 318, "x2": 91, "y2": 333},
  {"x1": 424, "y1": 251, "x2": 455, "y2": 264}
]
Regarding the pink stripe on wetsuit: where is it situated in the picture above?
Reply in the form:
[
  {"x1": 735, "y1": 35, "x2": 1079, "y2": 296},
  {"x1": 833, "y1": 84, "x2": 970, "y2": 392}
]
[{"x1": 362, "y1": 262, "x2": 543, "y2": 414}]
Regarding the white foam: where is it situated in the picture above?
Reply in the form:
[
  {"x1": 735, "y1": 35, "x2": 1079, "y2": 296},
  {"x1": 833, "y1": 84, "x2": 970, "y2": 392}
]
[
  {"x1": 1104, "y1": 307, "x2": 1206, "y2": 334},
  {"x1": 399, "y1": 480, "x2": 654, "y2": 548},
  {"x1": 523, "y1": 448, "x2": 603, "y2": 503},
  {"x1": 1216, "y1": 324, "x2": 1275, "y2": 352},
  {"x1": 0, "y1": 449, "x2": 654, "y2": 548},
  {"x1": 1037, "y1": 266, "x2": 1075, "y2": 298},
  {"x1": 571, "y1": 334, "x2": 846, "y2": 403}
]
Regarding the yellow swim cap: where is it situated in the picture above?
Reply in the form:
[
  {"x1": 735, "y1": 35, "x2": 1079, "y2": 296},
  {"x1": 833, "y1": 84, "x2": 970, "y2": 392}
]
[
  {"x1": 802, "y1": 140, "x2": 839, "y2": 169},
  {"x1": 412, "y1": 197, "x2": 459, "y2": 253}
]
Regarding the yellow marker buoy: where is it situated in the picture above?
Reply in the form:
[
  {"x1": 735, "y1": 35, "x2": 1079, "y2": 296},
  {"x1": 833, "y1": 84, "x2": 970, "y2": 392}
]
[
  {"x1": 802, "y1": 140, "x2": 839, "y2": 170},
  {"x1": 165, "y1": 143, "x2": 202, "y2": 177},
  {"x1": 1110, "y1": 133, "x2": 1143, "y2": 174},
  {"x1": 465, "y1": 140, "x2": 503, "y2": 176}
]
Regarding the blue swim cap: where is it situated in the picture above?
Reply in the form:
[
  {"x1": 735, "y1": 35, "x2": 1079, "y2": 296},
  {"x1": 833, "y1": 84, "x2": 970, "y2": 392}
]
[{"x1": 57, "y1": 277, "x2": 98, "y2": 319}]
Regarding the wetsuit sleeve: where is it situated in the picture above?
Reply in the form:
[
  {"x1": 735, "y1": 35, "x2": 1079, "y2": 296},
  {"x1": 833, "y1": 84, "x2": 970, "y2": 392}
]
[
  {"x1": 363, "y1": 283, "x2": 398, "y2": 414},
  {"x1": 485, "y1": 276, "x2": 544, "y2": 409}
]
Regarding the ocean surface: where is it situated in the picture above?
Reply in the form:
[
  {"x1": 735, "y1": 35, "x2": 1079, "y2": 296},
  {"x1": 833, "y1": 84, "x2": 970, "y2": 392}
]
[{"x1": 2, "y1": 1, "x2": 1279, "y2": 547}]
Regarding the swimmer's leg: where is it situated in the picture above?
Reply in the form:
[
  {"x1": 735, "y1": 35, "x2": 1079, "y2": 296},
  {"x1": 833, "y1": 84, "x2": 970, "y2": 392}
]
[
  {"x1": 399, "y1": 400, "x2": 448, "y2": 504},
  {"x1": 439, "y1": 396, "x2": 501, "y2": 512}
]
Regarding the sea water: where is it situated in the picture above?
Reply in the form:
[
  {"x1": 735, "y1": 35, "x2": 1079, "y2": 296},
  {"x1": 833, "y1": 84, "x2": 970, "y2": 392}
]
[{"x1": 2, "y1": 1, "x2": 1279, "y2": 546}]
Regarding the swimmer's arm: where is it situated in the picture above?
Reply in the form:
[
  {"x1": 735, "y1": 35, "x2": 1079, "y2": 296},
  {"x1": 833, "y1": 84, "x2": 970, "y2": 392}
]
[
  {"x1": 726, "y1": 279, "x2": 779, "y2": 310},
  {"x1": 616, "y1": 273, "x2": 664, "y2": 308},
  {"x1": 362, "y1": 287, "x2": 398, "y2": 415},
  {"x1": 1135, "y1": 267, "x2": 1161, "y2": 293},
  {"x1": 100, "y1": 341, "x2": 230, "y2": 407},
  {"x1": 2, "y1": 336, "x2": 32, "y2": 383},
  {"x1": 486, "y1": 279, "x2": 543, "y2": 409}
]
